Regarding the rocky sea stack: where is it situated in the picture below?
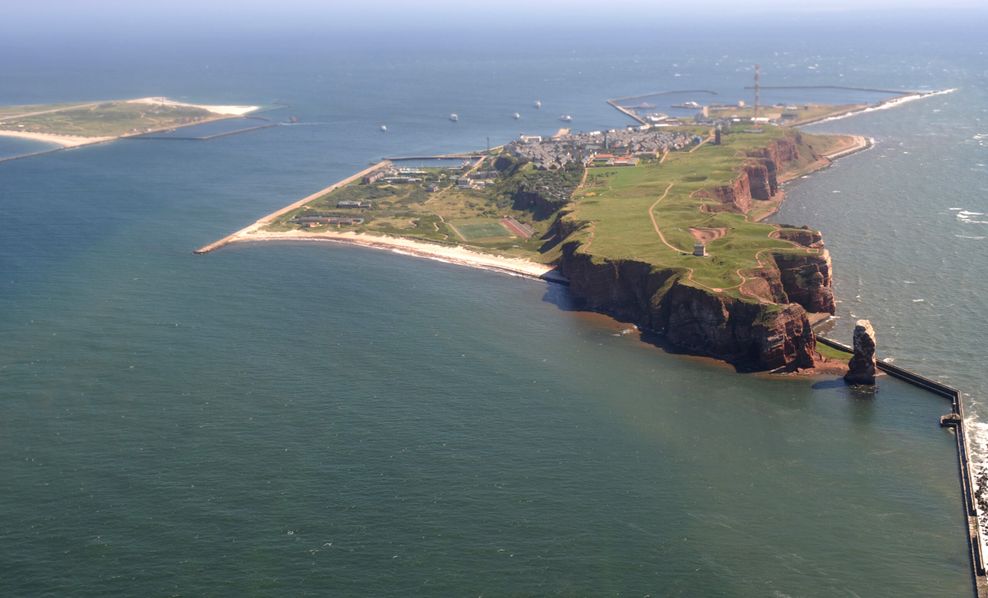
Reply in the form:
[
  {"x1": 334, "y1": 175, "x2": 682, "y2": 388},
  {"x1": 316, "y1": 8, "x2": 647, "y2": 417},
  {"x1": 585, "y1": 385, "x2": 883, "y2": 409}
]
[{"x1": 845, "y1": 319, "x2": 878, "y2": 386}]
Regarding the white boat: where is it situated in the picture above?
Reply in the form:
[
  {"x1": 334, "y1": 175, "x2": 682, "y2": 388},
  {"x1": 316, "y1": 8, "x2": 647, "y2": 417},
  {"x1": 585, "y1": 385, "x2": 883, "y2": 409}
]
[
  {"x1": 559, "y1": 114, "x2": 573, "y2": 122},
  {"x1": 512, "y1": 112, "x2": 521, "y2": 120},
  {"x1": 380, "y1": 125, "x2": 388, "y2": 132},
  {"x1": 534, "y1": 100, "x2": 542, "y2": 109},
  {"x1": 449, "y1": 113, "x2": 459, "y2": 122}
]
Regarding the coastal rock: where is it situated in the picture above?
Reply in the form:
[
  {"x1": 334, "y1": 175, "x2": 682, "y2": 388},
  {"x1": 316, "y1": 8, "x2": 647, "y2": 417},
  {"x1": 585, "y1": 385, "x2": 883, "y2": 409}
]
[
  {"x1": 745, "y1": 163, "x2": 774, "y2": 200},
  {"x1": 776, "y1": 225, "x2": 823, "y2": 248},
  {"x1": 844, "y1": 319, "x2": 878, "y2": 385},
  {"x1": 701, "y1": 137, "x2": 799, "y2": 213},
  {"x1": 771, "y1": 250, "x2": 836, "y2": 314},
  {"x1": 700, "y1": 170, "x2": 753, "y2": 213},
  {"x1": 558, "y1": 245, "x2": 820, "y2": 371}
]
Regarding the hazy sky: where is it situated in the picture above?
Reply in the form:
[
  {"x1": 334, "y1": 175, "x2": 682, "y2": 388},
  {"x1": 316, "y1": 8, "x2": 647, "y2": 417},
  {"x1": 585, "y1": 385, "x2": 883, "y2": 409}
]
[{"x1": 5, "y1": 0, "x2": 986, "y2": 38}]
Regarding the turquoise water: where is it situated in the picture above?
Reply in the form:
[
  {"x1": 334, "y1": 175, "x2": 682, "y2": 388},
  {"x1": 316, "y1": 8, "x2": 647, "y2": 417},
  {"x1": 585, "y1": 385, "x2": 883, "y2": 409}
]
[{"x1": 0, "y1": 19, "x2": 982, "y2": 596}]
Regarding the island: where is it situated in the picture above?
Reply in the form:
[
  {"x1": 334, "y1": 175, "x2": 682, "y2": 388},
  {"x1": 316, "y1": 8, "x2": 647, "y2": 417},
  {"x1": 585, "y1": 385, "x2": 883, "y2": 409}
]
[
  {"x1": 196, "y1": 90, "x2": 913, "y2": 372},
  {"x1": 0, "y1": 97, "x2": 260, "y2": 156}
]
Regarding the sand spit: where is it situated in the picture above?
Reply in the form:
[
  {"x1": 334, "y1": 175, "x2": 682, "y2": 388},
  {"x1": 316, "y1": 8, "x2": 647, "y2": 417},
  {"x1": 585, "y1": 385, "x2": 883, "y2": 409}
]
[
  {"x1": 0, "y1": 129, "x2": 114, "y2": 148},
  {"x1": 802, "y1": 88, "x2": 957, "y2": 126}
]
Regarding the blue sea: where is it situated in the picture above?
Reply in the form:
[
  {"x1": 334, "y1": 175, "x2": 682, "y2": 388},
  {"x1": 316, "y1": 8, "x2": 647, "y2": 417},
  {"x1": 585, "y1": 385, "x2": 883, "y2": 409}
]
[{"x1": 1, "y1": 11, "x2": 985, "y2": 596}]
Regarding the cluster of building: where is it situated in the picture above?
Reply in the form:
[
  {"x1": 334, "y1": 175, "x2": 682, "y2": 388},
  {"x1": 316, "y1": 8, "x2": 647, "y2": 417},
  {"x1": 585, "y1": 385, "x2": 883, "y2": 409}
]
[
  {"x1": 362, "y1": 166, "x2": 433, "y2": 185},
  {"x1": 506, "y1": 127, "x2": 696, "y2": 170},
  {"x1": 295, "y1": 214, "x2": 365, "y2": 227},
  {"x1": 456, "y1": 169, "x2": 499, "y2": 190}
]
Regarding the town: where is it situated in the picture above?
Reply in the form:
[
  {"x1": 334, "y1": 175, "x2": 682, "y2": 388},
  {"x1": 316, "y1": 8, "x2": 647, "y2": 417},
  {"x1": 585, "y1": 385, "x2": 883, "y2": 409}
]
[{"x1": 506, "y1": 126, "x2": 699, "y2": 170}]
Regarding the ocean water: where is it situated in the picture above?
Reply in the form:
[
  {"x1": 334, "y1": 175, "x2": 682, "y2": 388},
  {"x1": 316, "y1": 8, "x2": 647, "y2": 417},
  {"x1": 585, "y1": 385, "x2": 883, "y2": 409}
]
[{"x1": 0, "y1": 20, "x2": 983, "y2": 596}]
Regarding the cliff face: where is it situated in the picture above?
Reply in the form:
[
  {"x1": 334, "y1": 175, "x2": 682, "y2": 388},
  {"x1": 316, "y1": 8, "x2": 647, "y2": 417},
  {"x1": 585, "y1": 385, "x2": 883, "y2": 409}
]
[
  {"x1": 700, "y1": 170, "x2": 753, "y2": 212},
  {"x1": 701, "y1": 137, "x2": 799, "y2": 213},
  {"x1": 559, "y1": 246, "x2": 819, "y2": 371},
  {"x1": 771, "y1": 250, "x2": 836, "y2": 314},
  {"x1": 555, "y1": 133, "x2": 831, "y2": 371}
]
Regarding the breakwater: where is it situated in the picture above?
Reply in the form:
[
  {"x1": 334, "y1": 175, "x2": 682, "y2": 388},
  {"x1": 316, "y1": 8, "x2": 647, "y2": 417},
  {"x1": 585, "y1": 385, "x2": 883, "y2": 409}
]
[
  {"x1": 816, "y1": 335, "x2": 987, "y2": 596},
  {"x1": 130, "y1": 117, "x2": 277, "y2": 141},
  {"x1": 744, "y1": 85, "x2": 921, "y2": 95},
  {"x1": 605, "y1": 100, "x2": 647, "y2": 124},
  {"x1": 609, "y1": 89, "x2": 719, "y2": 103}
]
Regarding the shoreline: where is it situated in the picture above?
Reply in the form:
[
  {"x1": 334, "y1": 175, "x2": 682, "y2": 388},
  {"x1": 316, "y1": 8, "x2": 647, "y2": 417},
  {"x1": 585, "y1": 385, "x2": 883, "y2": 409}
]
[
  {"x1": 227, "y1": 229, "x2": 563, "y2": 283},
  {"x1": 796, "y1": 88, "x2": 957, "y2": 127},
  {"x1": 0, "y1": 129, "x2": 115, "y2": 148}
]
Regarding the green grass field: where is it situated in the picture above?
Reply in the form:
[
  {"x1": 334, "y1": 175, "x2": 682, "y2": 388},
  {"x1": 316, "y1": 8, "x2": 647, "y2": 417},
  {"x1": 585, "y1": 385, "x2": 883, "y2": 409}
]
[
  {"x1": 565, "y1": 127, "x2": 829, "y2": 296},
  {"x1": 452, "y1": 219, "x2": 512, "y2": 241}
]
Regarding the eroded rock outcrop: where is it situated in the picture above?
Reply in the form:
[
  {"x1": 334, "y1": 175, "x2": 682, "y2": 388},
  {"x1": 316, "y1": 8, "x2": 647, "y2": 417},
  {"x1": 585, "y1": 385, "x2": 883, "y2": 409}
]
[
  {"x1": 558, "y1": 245, "x2": 820, "y2": 371},
  {"x1": 771, "y1": 250, "x2": 836, "y2": 314},
  {"x1": 776, "y1": 225, "x2": 823, "y2": 248},
  {"x1": 701, "y1": 137, "x2": 799, "y2": 213},
  {"x1": 845, "y1": 319, "x2": 878, "y2": 385}
]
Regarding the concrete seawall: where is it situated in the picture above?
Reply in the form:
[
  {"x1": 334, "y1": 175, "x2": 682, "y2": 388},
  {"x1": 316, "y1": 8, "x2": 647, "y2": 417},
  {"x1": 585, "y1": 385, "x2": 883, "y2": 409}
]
[
  {"x1": 605, "y1": 100, "x2": 647, "y2": 125},
  {"x1": 817, "y1": 335, "x2": 987, "y2": 596}
]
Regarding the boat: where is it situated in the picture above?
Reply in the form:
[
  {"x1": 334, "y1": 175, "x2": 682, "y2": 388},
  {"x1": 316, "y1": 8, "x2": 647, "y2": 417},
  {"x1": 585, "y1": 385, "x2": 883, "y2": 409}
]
[
  {"x1": 512, "y1": 112, "x2": 521, "y2": 120},
  {"x1": 534, "y1": 100, "x2": 542, "y2": 109},
  {"x1": 672, "y1": 101, "x2": 702, "y2": 109},
  {"x1": 380, "y1": 125, "x2": 388, "y2": 132},
  {"x1": 449, "y1": 113, "x2": 459, "y2": 122},
  {"x1": 559, "y1": 114, "x2": 573, "y2": 122}
]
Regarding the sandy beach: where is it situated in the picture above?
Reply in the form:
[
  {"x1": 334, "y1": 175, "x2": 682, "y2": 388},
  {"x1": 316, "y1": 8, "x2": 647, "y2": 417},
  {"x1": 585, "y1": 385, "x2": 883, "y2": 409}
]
[
  {"x1": 230, "y1": 228, "x2": 559, "y2": 281},
  {"x1": 126, "y1": 97, "x2": 260, "y2": 116},
  {"x1": 0, "y1": 129, "x2": 114, "y2": 148}
]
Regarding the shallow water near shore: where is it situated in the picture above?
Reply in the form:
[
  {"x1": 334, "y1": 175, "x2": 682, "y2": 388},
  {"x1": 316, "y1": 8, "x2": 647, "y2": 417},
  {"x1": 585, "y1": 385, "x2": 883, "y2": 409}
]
[{"x1": 0, "y1": 21, "x2": 983, "y2": 595}]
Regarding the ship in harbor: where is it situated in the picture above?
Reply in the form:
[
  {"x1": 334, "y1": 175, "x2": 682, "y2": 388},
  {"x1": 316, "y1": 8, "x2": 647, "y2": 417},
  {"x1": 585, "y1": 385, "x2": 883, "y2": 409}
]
[
  {"x1": 559, "y1": 114, "x2": 573, "y2": 122},
  {"x1": 672, "y1": 101, "x2": 702, "y2": 109}
]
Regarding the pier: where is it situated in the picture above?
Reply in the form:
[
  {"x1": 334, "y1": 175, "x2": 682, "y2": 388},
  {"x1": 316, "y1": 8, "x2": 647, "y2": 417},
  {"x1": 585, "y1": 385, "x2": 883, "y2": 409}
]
[
  {"x1": 606, "y1": 100, "x2": 647, "y2": 125},
  {"x1": 817, "y1": 335, "x2": 988, "y2": 597}
]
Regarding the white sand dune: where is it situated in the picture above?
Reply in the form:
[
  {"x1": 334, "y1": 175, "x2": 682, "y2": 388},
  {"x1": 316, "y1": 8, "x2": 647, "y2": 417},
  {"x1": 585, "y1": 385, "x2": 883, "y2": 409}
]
[
  {"x1": 127, "y1": 96, "x2": 259, "y2": 116},
  {"x1": 0, "y1": 129, "x2": 113, "y2": 148},
  {"x1": 232, "y1": 228, "x2": 557, "y2": 281}
]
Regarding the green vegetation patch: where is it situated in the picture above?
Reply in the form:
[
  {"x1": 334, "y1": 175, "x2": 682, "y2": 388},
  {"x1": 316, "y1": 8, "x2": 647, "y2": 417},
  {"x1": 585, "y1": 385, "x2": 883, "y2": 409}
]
[
  {"x1": 566, "y1": 126, "x2": 828, "y2": 297},
  {"x1": 0, "y1": 101, "x2": 215, "y2": 137},
  {"x1": 452, "y1": 219, "x2": 513, "y2": 241}
]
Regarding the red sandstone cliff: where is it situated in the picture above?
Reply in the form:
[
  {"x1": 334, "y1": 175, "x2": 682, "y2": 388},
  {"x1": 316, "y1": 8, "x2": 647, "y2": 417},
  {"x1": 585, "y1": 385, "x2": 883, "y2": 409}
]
[
  {"x1": 557, "y1": 247, "x2": 819, "y2": 370},
  {"x1": 698, "y1": 136, "x2": 800, "y2": 213},
  {"x1": 554, "y1": 132, "x2": 833, "y2": 371}
]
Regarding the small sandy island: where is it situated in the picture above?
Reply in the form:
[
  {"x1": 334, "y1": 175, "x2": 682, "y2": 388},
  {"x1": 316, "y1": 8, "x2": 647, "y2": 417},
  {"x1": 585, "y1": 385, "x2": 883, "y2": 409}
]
[{"x1": 0, "y1": 97, "x2": 261, "y2": 149}]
